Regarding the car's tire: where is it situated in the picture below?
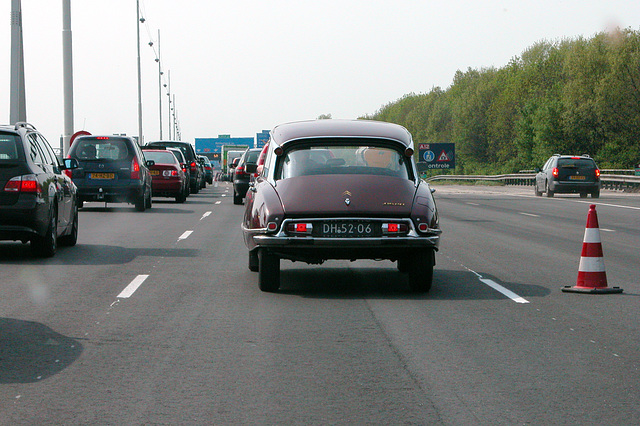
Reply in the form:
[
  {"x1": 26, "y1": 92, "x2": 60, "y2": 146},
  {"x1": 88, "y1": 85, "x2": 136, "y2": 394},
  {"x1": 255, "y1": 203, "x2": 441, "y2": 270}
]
[
  {"x1": 233, "y1": 191, "x2": 243, "y2": 205},
  {"x1": 534, "y1": 184, "x2": 542, "y2": 197},
  {"x1": 135, "y1": 190, "x2": 146, "y2": 211},
  {"x1": 191, "y1": 182, "x2": 199, "y2": 194},
  {"x1": 397, "y1": 258, "x2": 410, "y2": 273},
  {"x1": 407, "y1": 250, "x2": 434, "y2": 293},
  {"x1": 176, "y1": 191, "x2": 187, "y2": 203},
  {"x1": 32, "y1": 208, "x2": 57, "y2": 257},
  {"x1": 248, "y1": 250, "x2": 259, "y2": 272},
  {"x1": 545, "y1": 181, "x2": 554, "y2": 198},
  {"x1": 258, "y1": 249, "x2": 280, "y2": 292},
  {"x1": 580, "y1": 192, "x2": 587, "y2": 198},
  {"x1": 59, "y1": 203, "x2": 78, "y2": 247},
  {"x1": 592, "y1": 188, "x2": 600, "y2": 198}
]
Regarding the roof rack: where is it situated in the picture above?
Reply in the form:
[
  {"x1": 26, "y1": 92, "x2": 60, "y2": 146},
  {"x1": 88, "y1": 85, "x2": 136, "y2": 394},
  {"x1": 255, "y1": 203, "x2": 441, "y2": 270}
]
[{"x1": 14, "y1": 122, "x2": 37, "y2": 131}]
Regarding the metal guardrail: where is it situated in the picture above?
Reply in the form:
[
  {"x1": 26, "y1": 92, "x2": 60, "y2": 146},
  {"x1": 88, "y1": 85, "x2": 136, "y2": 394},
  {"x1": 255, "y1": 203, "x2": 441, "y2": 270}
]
[{"x1": 424, "y1": 173, "x2": 640, "y2": 192}]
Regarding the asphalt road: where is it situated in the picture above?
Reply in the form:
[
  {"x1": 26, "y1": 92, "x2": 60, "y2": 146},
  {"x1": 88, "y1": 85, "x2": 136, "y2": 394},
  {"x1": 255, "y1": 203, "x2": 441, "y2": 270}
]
[{"x1": 0, "y1": 183, "x2": 638, "y2": 425}]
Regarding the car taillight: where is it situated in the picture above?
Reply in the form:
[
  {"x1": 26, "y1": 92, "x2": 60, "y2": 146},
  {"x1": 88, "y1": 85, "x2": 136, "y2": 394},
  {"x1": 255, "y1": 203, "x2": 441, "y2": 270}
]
[
  {"x1": 163, "y1": 169, "x2": 179, "y2": 177},
  {"x1": 286, "y1": 222, "x2": 313, "y2": 235},
  {"x1": 552, "y1": 167, "x2": 559, "y2": 178},
  {"x1": 64, "y1": 169, "x2": 73, "y2": 178},
  {"x1": 131, "y1": 157, "x2": 140, "y2": 179},
  {"x1": 382, "y1": 223, "x2": 408, "y2": 235},
  {"x1": 3, "y1": 174, "x2": 41, "y2": 193},
  {"x1": 235, "y1": 166, "x2": 247, "y2": 176},
  {"x1": 190, "y1": 161, "x2": 197, "y2": 172},
  {"x1": 595, "y1": 169, "x2": 600, "y2": 179}
]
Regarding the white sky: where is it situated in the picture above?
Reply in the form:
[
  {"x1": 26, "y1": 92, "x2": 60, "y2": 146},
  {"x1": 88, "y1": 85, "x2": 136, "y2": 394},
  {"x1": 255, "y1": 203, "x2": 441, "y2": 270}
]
[{"x1": 2, "y1": 0, "x2": 639, "y2": 148}]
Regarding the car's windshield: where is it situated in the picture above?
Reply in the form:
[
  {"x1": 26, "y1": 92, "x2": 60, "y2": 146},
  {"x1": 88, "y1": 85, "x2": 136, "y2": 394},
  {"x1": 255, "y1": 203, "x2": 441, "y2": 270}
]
[
  {"x1": 75, "y1": 138, "x2": 130, "y2": 161},
  {"x1": 277, "y1": 145, "x2": 410, "y2": 180},
  {"x1": 0, "y1": 133, "x2": 22, "y2": 161}
]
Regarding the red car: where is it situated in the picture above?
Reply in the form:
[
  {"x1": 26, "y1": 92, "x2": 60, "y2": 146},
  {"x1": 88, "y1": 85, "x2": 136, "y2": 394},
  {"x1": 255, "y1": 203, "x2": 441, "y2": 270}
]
[
  {"x1": 242, "y1": 119, "x2": 441, "y2": 293},
  {"x1": 142, "y1": 149, "x2": 187, "y2": 203}
]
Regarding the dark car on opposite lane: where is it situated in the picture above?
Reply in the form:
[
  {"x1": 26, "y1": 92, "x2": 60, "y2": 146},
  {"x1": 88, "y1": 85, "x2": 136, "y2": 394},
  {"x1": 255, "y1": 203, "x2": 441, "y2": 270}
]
[
  {"x1": 68, "y1": 135, "x2": 154, "y2": 211},
  {"x1": 242, "y1": 119, "x2": 441, "y2": 293},
  {"x1": 535, "y1": 154, "x2": 601, "y2": 198},
  {"x1": 232, "y1": 147, "x2": 262, "y2": 204},
  {"x1": 0, "y1": 122, "x2": 79, "y2": 257}
]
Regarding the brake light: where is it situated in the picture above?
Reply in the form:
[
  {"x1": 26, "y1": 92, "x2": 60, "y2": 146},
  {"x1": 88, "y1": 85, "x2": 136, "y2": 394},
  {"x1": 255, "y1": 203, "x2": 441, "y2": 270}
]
[
  {"x1": 190, "y1": 161, "x2": 197, "y2": 172},
  {"x1": 131, "y1": 157, "x2": 140, "y2": 179},
  {"x1": 286, "y1": 222, "x2": 313, "y2": 235},
  {"x1": 595, "y1": 169, "x2": 600, "y2": 179},
  {"x1": 96, "y1": 136, "x2": 109, "y2": 140},
  {"x1": 382, "y1": 223, "x2": 408, "y2": 235},
  {"x1": 163, "y1": 169, "x2": 179, "y2": 177},
  {"x1": 235, "y1": 166, "x2": 247, "y2": 176},
  {"x1": 3, "y1": 174, "x2": 41, "y2": 193},
  {"x1": 552, "y1": 167, "x2": 559, "y2": 178}
]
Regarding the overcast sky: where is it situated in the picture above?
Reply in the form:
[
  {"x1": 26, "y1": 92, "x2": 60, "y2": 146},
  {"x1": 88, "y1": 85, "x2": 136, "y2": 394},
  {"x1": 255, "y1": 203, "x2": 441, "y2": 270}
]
[{"x1": 2, "y1": 0, "x2": 640, "y2": 147}]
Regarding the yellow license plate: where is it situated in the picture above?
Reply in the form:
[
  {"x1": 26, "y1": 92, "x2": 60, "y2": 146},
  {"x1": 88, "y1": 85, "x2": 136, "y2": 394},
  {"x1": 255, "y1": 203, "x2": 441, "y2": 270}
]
[
  {"x1": 150, "y1": 170, "x2": 160, "y2": 175},
  {"x1": 569, "y1": 175, "x2": 586, "y2": 180},
  {"x1": 90, "y1": 173, "x2": 115, "y2": 179}
]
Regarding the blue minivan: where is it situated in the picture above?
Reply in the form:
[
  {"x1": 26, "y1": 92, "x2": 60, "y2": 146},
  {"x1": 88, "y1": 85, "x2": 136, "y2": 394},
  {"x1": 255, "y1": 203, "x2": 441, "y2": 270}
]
[{"x1": 68, "y1": 135, "x2": 154, "y2": 211}]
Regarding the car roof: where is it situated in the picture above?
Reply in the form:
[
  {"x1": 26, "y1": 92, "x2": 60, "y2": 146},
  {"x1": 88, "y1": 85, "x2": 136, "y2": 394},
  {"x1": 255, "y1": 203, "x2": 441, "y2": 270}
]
[{"x1": 270, "y1": 119, "x2": 413, "y2": 148}]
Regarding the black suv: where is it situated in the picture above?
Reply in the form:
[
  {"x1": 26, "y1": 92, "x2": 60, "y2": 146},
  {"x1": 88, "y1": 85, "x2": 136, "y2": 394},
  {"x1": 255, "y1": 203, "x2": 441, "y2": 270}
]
[
  {"x1": 232, "y1": 147, "x2": 262, "y2": 204},
  {"x1": 145, "y1": 141, "x2": 202, "y2": 194},
  {"x1": 535, "y1": 154, "x2": 600, "y2": 198},
  {"x1": 68, "y1": 135, "x2": 154, "y2": 211},
  {"x1": 0, "y1": 122, "x2": 79, "y2": 257}
]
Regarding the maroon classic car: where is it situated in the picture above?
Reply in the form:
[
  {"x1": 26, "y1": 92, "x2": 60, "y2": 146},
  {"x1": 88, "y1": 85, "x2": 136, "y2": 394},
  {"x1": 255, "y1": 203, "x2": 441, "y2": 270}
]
[{"x1": 241, "y1": 119, "x2": 441, "y2": 293}]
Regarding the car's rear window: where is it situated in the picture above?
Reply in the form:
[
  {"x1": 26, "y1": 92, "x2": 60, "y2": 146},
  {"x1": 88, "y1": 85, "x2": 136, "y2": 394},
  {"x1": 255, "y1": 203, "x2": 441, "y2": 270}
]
[
  {"x1": 558, "y1": 158, "x2": 596, "y2": 168},
  {"x1": 75, "y1": 138, "x2": 130, "y2": 160},
  {"x1": 147, "y1": 142, "x2": 193, "y2": 160},
  {"x1": 0, "y1": 133, "x2": 23, "y2": 161},
  {"x1": 243, "y1": 150, "x2": 259, "y2": 164},
  {"x1": 144, "y1": 151, "x2": 177, "y2": 164},
  {"x1": 278, "y1": 145, "x2": 410, "y2": 180}
]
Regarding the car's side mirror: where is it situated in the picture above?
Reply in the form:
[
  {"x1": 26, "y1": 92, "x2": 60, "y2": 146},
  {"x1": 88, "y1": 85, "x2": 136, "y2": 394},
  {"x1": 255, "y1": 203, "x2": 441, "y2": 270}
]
[
  {"x1": 245, "y1": 163, "x2": 258, "y2": 174},
  {"x1": 146, "y1": 160, "x2": 155, "y2": 167},
  {"x1": 63, "y1": 158, "x2": 79, "y2": 170}
]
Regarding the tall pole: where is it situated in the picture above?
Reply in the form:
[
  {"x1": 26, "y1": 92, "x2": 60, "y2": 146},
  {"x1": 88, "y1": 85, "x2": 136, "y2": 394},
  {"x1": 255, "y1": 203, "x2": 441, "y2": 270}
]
[
  {"x1": 136, "y1": 0, "x2": 143, "y2": 144},
  {"x1": 167, "y1": 70, "x2": 172, "y2": 139},
  {"x1": 10, "y1": 0, "x2": 27, "y2": 124},
  {"x1": 62, "y1": 0, "x2": 74, "y2": 156},
  {"x1": 157, "y1": 30, "x2": 163, "y2": 140}
]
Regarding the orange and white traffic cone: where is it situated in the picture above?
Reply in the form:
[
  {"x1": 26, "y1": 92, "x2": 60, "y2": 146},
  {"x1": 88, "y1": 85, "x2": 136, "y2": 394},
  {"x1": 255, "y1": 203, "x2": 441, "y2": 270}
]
[{"x1": 562, "y1": 204, "x2": 623, "y2": 294}]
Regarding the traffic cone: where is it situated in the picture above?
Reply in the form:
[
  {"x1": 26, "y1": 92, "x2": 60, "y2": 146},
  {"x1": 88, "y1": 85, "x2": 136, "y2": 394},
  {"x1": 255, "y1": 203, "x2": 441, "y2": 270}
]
[{"x1": 562, "y1": 205, "x2": 623, "y2": 294}]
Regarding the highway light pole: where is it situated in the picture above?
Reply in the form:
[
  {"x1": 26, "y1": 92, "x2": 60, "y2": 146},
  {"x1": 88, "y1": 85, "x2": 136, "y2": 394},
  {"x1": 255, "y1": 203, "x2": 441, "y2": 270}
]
[
  {"x1": 136, "y1": 0, "x2": 143, "y2": 144},
  {"x1": 157, "y1": 30, "x2": 163, "y2": 140},
  {"x1": 62, "y1": 0, "x2": 74, "y2": 156},
  {"x1": 10, "y1": 0, "x2": 27, "y2": 123}
]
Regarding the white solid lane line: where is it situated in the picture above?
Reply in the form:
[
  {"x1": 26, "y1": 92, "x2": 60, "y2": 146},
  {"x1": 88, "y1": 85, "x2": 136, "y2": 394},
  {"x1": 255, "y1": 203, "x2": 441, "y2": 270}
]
[
  {"x1": 462, "y1": 264, "x2": 530, "y2": 304},
  {"x1": 178, "y1": 230, "x2": 193, "y2": 241},
  {"x1": 480, "y1": 278, "x2": 530, "y2": 304},
  {"x1": 118, "y1": 275, "x2": 149, "y2": 299}
]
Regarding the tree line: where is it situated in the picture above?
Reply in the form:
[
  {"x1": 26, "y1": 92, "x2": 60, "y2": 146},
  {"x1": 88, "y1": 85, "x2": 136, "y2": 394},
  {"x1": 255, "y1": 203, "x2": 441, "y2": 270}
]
[{"x1": 363, "y1": 28, "x2": 640, "y2": 174}]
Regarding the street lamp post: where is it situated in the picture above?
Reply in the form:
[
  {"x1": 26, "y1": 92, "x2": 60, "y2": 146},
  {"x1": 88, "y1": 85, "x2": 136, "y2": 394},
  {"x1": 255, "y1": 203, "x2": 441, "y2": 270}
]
[
  {"x1": 62, "y1": 0, "x2": 74, "y2": 156},
  {"x1": 10, "y1": 0, "x2": 26, "y2": 124},
  {"x1": 157, "y1": 30, "x2": 163, "y2": 140},
  {"x1": 136, "y1": 0, "x2": 143, "y2": 144}
]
